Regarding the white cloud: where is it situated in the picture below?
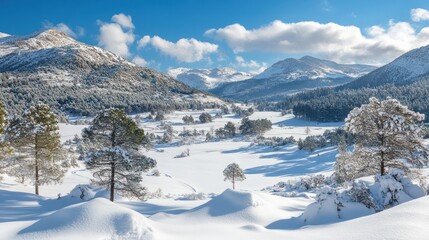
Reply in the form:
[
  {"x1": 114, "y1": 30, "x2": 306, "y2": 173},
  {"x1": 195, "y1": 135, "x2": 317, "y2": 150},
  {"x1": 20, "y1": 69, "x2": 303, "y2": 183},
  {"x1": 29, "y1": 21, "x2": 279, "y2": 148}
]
[
  {"x1": 76, "y1": 26, "x2": 85, "y2": 37},
  {"x1": 138, "y1": 35, "x2": 218, "y2": 62},
  {"x1": 54, "y1": 23, "x2": 77, "y2": 38},
  {"x1": 411, "y1": 8, "x2": 429, "y2": 22},
  {"x1": 0, "y1": 32, "x2": 10, "y2": 38},
  {"x1": 132, "y1": 56, "x2": 148, "y2": 67},
  {"x1": 42, "y1": 21, "x2": 83, "y2": 38},
  {"x1": 137, "y1": 36, "x2": 151, "y2": 48},
  {"x1": 205, "y1": 20, "x2": 429, "y2": 65},
  {"x1": 235, "y1": 56, "x2": 267, "y2": 74},
  {"x1": 111, "y1": 13, "x2": 135, "y2": 29},
  {"x1": 97, "y1": 13, "x2": 135, "y2": 58}
]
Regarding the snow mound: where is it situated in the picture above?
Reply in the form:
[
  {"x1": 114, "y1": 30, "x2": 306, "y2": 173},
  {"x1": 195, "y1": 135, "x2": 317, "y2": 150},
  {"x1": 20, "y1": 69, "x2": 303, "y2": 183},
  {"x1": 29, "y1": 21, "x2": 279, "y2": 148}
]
[
  {"x1": 312, "y1": 196, "x2": 429, "y2": 240},
  {"x1": 18, "y1": 198, "x2": 157, "y2": 240},
  {"x1": 183, "y1": 189, "x2": 282, "y2": 224},
  {"x1": 69, "y1": 184, "x2": 96, "y2": 201},
  {"x1": 193, "y1": 189, "x2": 265, "y2": 215}
]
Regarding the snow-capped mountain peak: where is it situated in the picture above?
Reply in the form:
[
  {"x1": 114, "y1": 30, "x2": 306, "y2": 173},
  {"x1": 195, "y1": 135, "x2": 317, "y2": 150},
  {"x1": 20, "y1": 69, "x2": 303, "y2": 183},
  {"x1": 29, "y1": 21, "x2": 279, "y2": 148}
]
[
  {"x1": 345, "y1": 44, "x2": 429, "y2": 88},
  {"x1": 253, "y1": 56, "x2": 376, "y2": 81},
  {"x1": 167, "y1": 67, "x2": 254, "y2": 91}
]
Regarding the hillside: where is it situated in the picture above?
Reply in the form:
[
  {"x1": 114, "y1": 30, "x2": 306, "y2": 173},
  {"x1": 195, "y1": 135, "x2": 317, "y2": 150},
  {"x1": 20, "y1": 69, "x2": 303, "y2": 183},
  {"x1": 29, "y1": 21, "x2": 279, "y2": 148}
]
[
  {"x1": 274, "y1": 45, "x2": 429, "y2": 122},
  {"x1": 0, "y1": 29, "x2": 223, "y2": 116},
  {"x1": 344, "y1": 44, "x2": 429, "y2": 89}
]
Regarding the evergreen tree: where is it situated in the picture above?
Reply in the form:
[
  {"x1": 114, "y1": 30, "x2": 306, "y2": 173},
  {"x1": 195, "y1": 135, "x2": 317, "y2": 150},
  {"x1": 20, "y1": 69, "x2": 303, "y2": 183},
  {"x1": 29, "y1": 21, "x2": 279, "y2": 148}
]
[
  {"x1": 199, "y1": 112, "x2": 212, "y2": 123},
  {"x1": 345, "y1": 97, "x2": 429, "y2": 178},
  {"x1": 305, "y1": 126, "x2": 311, "y2": 135},
  {"x1": 333, "y1": 136, "x2": 354, "y2": 183},
  {"x1": 182, "y1": 115, "x2": 194, "y2": 124},
  {"x1": 224, "y1": 122, "x2": 236, "y2": 137},
  {"x1": 5, "y1": 104, "x2": 67, "y2": 195},
  {"x1": 80, "y1": 109, "x2": 156, "y2": 202},
  {"x1": 223, "y1": 163, "x2": 246, "y2": 189},
  {"x1": 239, "y1": 117, "x2": 272, "y2": 135},
  {"x1": 0, "y1": 102, "x2": 12, "y2": 178}
]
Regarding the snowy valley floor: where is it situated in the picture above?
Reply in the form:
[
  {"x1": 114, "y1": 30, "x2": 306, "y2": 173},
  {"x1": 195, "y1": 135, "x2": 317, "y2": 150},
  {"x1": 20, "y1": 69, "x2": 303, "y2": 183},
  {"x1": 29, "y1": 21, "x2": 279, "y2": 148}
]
[{"x1": 1, "y1": 111, "x2": 428, "y2": 240}]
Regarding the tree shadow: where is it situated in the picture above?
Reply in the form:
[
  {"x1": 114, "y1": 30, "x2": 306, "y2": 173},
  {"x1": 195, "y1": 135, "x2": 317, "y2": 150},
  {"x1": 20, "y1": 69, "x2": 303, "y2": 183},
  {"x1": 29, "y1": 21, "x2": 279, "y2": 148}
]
[
  {"x1": 0, "y1": 189, "x2": 82, "y2": 223},
  {"x1": 119, "y1": 201, "x2": 190, "y2": 217},
  {"x1": 223, "y1": 145, "x2": 337, "y2": 177}
]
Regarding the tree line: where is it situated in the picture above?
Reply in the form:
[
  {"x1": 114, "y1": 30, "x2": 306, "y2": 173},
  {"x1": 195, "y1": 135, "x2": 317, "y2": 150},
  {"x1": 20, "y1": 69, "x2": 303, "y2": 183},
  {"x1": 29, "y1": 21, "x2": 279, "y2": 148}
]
[{"x1": 258, "y1": 76, "x2": 429, "y2": 122}]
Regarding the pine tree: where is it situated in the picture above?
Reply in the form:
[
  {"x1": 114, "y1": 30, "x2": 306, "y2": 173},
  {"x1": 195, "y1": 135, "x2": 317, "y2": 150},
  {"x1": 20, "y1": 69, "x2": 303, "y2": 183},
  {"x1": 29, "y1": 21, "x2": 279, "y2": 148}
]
[
  {"x1": 305, "y1": 126, "x2": 311, "y2": 135},
  {"x1": 0, "y1": 102, "x2": 12, "y2": 178},
  {"x1": 345, "y1": 97, "x2": 429, "y2": 178},
  {"x1": 223, "y1": 163, "x2": 246, "y2": 189},
  {"x1": 333, "y1": 136, "x2": 354, "y2": 183},
  {"x1": 224, "y1": 121, "x2": 236, "y2": 137},
  {"x1": 80, "y1": 109, "x2": 156, "y2": 202},
  {"x1": 5, "y1": 104, "x2": 67, "y2": 195},
  {"x1": 199, "y1": 113, "x2": 212, "y2": 123}
]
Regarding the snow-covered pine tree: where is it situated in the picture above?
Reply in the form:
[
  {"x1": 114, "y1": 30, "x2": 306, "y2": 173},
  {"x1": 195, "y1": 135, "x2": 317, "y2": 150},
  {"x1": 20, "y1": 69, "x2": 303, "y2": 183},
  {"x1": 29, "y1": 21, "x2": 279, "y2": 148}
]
[
  {"x1": 345, "y1": 97, "x2": 429, "y2": 178},
  {"x1": 333, "y1": 135, "x2": 354, "y2": 183},
  {"x1": 5, "y1": 104, "x2": 67, "y2": 195},
  {"x1": 223, "y1": 163, "x2": 246, "y2": 190},
  {"x1": 224, "y1": 121, "x2": 236, "y2": 137},
  {"x1": 80, "y1": 109, "x2": 156, "y2": 202},
  {"x1": 0, "y1": 102, "x2": 12, "y2": 179}
]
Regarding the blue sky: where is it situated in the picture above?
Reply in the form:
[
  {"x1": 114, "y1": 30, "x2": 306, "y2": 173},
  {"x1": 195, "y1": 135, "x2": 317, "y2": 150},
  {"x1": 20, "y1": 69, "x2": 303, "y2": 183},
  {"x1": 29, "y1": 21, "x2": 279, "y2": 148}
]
[{"x1": 1, "y1": 0, "x2": 429, "y2": 73}]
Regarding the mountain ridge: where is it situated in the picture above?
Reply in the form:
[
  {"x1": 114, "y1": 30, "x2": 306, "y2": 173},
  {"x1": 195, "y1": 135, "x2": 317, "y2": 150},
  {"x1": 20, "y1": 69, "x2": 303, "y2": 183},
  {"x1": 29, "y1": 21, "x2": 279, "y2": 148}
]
[
  {"x1": 167, "y1": 67, "x2": 254, "y2": 91},
  {"x1": 210, "y1": 56, "x2": 376, "y2": 101},
  {"x1": 0, "y1": 29, "x2": 223, "y2": 116}
]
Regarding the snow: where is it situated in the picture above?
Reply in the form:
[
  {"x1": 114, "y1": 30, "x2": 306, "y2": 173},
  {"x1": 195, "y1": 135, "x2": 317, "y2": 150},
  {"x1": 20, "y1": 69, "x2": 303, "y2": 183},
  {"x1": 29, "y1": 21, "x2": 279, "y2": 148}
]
[
  {"x1": 167, "y1": 67, "x2": 253, "y2": 90},
  {"x1": 1, "y1": 109, "x2": 428, "y2": 239},
  {"x1": 16, "y1": 198, "x2": 157, "y2": 240},
  {"x1": 253, "y1": 56, "x2": 375, "y2": 80}
]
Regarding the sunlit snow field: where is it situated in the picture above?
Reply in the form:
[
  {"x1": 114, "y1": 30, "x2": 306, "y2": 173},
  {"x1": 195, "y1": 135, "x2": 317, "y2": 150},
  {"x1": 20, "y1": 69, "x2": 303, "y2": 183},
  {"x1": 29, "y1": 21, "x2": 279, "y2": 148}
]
[{"x1": 1, "y1": 109, "x2": 428, "y2": 240}]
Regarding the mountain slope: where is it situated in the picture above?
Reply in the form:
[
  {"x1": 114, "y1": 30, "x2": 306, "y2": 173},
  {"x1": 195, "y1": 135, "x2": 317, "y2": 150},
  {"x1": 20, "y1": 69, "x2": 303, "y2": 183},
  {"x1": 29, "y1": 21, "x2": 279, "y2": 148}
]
[
  {"x1": 167, "y1": 67, "x2": 254, "y2": 91},
  {"x1": 344, "y1": 45, "x2": 429, "y2": 89},
  {"x1": 211, "y1": 56, "x2": 376, "y2": 101},
  {"x1": 0, "y1": 29, "x2": 223, "y2": 116},
  {"x1": 275, "y1": 44, "x2": 429, "y2": 122}
]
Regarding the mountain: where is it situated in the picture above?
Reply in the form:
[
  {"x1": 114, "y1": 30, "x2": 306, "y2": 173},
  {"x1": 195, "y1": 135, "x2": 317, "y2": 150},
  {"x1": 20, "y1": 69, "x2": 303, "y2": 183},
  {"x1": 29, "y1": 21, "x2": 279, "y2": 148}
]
[
  {"x1": 210, "y1": 56, "x2": 376, "y2": 101},
  {"x1": 0, "y1": 29, "x2": 223, "y2": 116},
  {"x1": 276, "y1": 44, "x2": 429, "y2": 122},
  {"x1": 344, "y1": 45, "x2": 429, "y2": 89},
  {"x1": 167, "y1": 67, "x2": 254, "y2": 91}
]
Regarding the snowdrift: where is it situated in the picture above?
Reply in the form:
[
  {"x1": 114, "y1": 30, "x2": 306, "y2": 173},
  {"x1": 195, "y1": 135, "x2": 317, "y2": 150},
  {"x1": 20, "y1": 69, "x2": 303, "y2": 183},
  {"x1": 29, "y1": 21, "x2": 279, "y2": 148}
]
[
  {"x1": 302, "y1": 196, "x2": 429, "y2": 240},
  {"x1": 178, "y1": 189, "x2": 283, "y2": 224},
  {"x1": 17, "y1": 198, "x2": 157, "y2": 240}
]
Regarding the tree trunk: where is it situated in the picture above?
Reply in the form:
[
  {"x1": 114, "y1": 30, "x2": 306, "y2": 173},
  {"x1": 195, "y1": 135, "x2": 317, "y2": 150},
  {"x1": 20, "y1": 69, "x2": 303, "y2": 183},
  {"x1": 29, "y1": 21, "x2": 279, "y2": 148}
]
[
  {"x1": 35, "y1": 135, "x2": 39, "y2": 195},
  {"x1": 110, "y1": 161, "x2": 115, "y2": 202},
  {"x1": 232, "y1": 171, "x2": 235, "y2": 190},
  {"x1": 109, "y1": 125, "x2": 118, "y2": 202},
  {"x1": 380, "y1": 135, "x2": 385, "y2": 175}
]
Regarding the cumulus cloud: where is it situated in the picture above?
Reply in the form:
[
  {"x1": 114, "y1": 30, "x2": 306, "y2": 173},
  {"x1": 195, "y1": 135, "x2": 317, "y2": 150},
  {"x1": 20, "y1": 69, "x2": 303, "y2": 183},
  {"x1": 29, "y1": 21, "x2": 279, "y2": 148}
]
[
  {"x1": 235, "y1": 56, "x2": 267, "y2": 74},
  {"x1": 137, "y1": 35, "x2": 151, "y2": 48},
  {"x1": 42, "y1": 21, "x2": 84, "y2": 38},
  {"x1": 111, "y1": 13, "x2": 135, "y2": 29},
  {"x1": 132, "y1": 56, "x2": 148, "y2": 67},
  {"x1": 205, "y1": 19, "x2": 429, "y2": 65},
  {"x1": 138, "y1": 35, "x2": 218, "y2": 62},
  {"x1": 411, "y1": 8, "x2": 429, "y2": 22},
  {"x1": 98, "y1": 13, "x2": 135, "y2": 58}
]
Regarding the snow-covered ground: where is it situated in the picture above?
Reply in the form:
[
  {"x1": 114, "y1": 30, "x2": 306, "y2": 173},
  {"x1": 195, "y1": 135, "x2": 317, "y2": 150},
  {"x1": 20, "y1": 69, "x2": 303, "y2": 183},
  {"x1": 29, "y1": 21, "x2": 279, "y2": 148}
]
[{"x1": 0, "y1": 110, "x2": 428, "y2": 240}]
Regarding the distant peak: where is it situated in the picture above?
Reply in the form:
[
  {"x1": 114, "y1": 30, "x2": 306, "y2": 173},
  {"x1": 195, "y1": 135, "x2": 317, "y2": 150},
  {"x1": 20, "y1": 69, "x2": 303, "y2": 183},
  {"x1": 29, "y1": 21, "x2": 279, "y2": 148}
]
[
  {"x1": 300, "y1": 55, "x2": 319, "y2": 60},
  {"x1": 35, "y1": 28, "x2": 71, "y2": 39},
  {"x1": 0, "y1": 32, "x2": 10, "y2": 38}
]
